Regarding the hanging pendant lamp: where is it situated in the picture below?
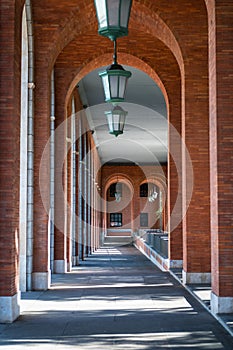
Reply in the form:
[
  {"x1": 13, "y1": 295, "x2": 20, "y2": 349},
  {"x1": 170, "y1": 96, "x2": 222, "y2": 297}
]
[
  {"x1": 94, "y1": 0, "x2": 132, "y2": 41},
  {"x1": 99, "y1": 40, "x2": 131, "y2": 103},
  {"x1": 105, "y1": 105, "x2": 127, "y2": 137}
]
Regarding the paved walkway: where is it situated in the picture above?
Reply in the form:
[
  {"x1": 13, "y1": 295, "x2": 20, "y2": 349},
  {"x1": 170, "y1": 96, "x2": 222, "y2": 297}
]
[
  {"x1": 0, "y1": 245, "x2": 233, "y2": 349},
  {"x1": 170, "y1": 268, "x2": 233, "y2": 337}
]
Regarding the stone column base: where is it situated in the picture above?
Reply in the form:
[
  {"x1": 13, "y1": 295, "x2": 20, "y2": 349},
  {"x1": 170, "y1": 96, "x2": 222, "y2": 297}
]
[
  {"x1": 67, "y1": 261, "x2": 72, "y2": 272},
  {"x1": 0, "y1": 292, "x2": 20, "y2": 323},
  {"x1": 211, "y1": 292, "x2": 233, "y2": 314},
  {"x1": 182, "y1": 271, "x2": 211, "y2": 284},
  {"x1": 32, "y1": 271, "x2": 51, "y2": 290},
  {"x1": 19, "y1": 254, "x2": 27, "y2": 292},
  {"x1": 54, "y1": 260, "x2": 67, "y2": 273},
  {"x1": 72, "y1": 256, "x2": 79, "y2": 266}
]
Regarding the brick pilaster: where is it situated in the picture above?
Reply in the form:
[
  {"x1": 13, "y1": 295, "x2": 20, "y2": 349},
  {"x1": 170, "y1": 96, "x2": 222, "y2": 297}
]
[
  {"x1": 208, "y1": 1, "x2": 233, "y2": 312},
  {"x1": 32, "y1": 67, "x2": 50, "y2": 289},
  {"x1": 0, "y1": 0, "x2": 23, "y2": 321}
]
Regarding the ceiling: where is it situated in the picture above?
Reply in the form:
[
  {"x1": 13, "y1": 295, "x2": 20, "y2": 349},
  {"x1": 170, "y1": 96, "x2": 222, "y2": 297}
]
[{"x1": 78, "y1": 66, "x2": 167, "y2": 165}]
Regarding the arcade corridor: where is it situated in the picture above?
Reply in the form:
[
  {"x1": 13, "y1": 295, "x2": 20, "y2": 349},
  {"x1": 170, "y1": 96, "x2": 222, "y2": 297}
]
[
  {"x1": 0, "y1": 2, "x2": 233, "y2": 347},
  {"x1": 1, "y1": 244, "x2": 233, "y2": 349}
]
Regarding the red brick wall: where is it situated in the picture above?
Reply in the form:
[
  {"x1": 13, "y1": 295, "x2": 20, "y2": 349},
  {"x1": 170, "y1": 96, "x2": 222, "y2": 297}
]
[
  {"x1": 47, "y1": 1, "x2": 210, "y2": 271},
  {"x1": 0, "y1": 0, "x2": 23, "y2": 296},
  {"x1": 106, "y1": 183, "x2": 133, "y2": 229},
  {"x1": 101, "y1": 165, "x2": 167, "y2": 232},
  {"x1": 92, "y1": 136, "x2": 102, "y2": 250},
  {"x1": 65, "y1": 98, "x2": 72, "y2": 265},
  {"x1": 31, "y1": 1, "x2": 211, "y2": 278},
  {"x1": 33, "y1": 64, "x2": 50, "y2": 274},
  {"x1": 53, "y1": 77, "x2": 102, "y2": 262},
  {"x1": 53, "y1": 77, "x2": 68, "y2": 263},
  {"x1": 208, "y1": 0, "x2": 233, "y2": 297},
  {"x1": 2, "y1": 0, "x2": 231, "y2": 301}
]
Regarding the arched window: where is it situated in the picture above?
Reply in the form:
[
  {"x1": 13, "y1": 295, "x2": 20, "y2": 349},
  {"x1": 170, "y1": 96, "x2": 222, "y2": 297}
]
[{"x1": 140, "y1": 183, "x2": 148, "y2": 197}]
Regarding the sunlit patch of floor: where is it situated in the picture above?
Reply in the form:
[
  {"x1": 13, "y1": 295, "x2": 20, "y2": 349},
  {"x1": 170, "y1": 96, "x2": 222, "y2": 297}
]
[{"x1": 0, "y1": 332, "x2": 224, "y2": 349}]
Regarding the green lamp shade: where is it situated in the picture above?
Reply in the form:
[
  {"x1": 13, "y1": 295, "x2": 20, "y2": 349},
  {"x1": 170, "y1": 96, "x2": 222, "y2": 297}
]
[
  {"x1": 99, "y1": 63, "x2": 131, "y2": 103},
  {"x1": 105, "y1": 105, "x2": 127, "y2": 137},
  {"x1": 94, "y1": 0, "x2": 132, "y2": 40}
]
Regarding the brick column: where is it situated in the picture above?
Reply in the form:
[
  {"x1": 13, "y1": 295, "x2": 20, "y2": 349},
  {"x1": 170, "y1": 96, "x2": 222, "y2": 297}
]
[
  {"x1": 32, "y1": 67, "x2": 51, "y2": 289},
  {"x1": 91, "y1": 150, "x2": 95, "y2": 252},
  {"x1": 92, "y1": 145, "x2": 96, "y2": 251},
  {"x1": 69, "y1": 100, "x2": 77, "y2": 270},
  {"x1": 83, "y1": 131, "x2": 88, "y2": 258},
  {"x1": 78, "y1": 120, "x2": 84, "y2": 259},
  {"x1": 208, "y1": 1, "x2": 233, "y2": 314},
  {"x1": 182, "y1": 46, "x2": 211, "y2": 284},
  {"x1": 53, "y1": 97, "x2": 68, "y2": 274},
  {"x1": 66, "y1": 114, "x2": 72, "y2": 272},
  {"x1": 73, "y1": 91, "x2": 85, "y2": 264},
  {"x1": 167, "y1": 79, "x2": 183, "y2": 269},
  {"x1": 93, "y1": 153, "x2": 99, "y2": 250},
  {"x1": 87, "y1": 133, "x2": 92, "y2": 255},
  {"x1": 74, "y1": 135, "x2": 80, "y2": 264},
  {"x1": 0, "y1": 0, "x2": 22, "y2": 322},
  {"x1": 132, "y1": 180, "x2": 140, "y2": 233}
]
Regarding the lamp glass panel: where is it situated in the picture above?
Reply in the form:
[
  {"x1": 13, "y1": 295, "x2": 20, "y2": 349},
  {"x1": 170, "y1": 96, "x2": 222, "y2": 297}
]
[
  {"x1": 108, "y1": 0, "x2": 120, "y2": 26},
  {"x1": 107, "y1": 114, "x2": 114, "y2": 132},
  {"x1": 119, "y1": 114, "x2": 126, "y2": 129},
  {"x1": 113, "y1": 114, "x2": 120, "y2": 130},
  {"x1": 120, "y1": 0, "x2": 131, "y2": 27},
  {"x1": 118, "y1": 75, "x2": 127, "y2": 99},
  {"x1": 109, "y1": 75, "x2": 118, "y2": 99},
  {"x1": 102, "y1": 75, "x2": 110, "y2": 100},
  {"x1": 95, "y1": 0, "x2": 107, "y2": 28}
]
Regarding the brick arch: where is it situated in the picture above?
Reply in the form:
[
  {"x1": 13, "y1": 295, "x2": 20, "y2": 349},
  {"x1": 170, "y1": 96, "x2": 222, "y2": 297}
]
[
  {"x1": 33, "y1": 0, "x2": 210, "y2": 286},
  {"x1": 140, "y1": 177, "x2": 167, "y2": 196},
  {"x1": 34, "y1": 0, "x2": 209, "y2": 134},
  {"x1": 47, "y1": 1, "x2": 184, "y2": 74},
  {"x1": 64, "y1": 52, "x2": 169, "y2": 110},
  {"x1": 49, "y1": 0, "x2": 209, "y2": 145},
  {"x1": 46, "y1": 0, "x2": 209, "y2": 82},
  {"x1": 102, "y1": 174, "x2": 135, "y2": 234},
  {"x1": 103, "y1": 174, "x2": 134, "y2": 198},
  {"x1": 59, "y1": 49, "x2": 177, "y2": 236},
  {"x1": 52, "y1": 0, "x2": 212, "y2": 130},
  {"x1": 204, "y1": 0, "x2": 214, "y2": 15},
  {"x1": 33, "y1": 0, "x2": 210, "y2": 76}
]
